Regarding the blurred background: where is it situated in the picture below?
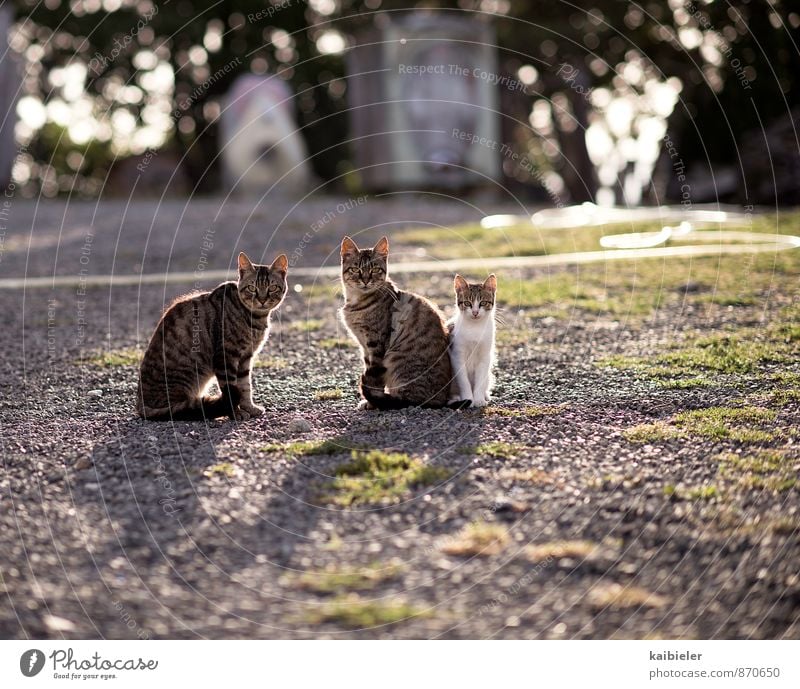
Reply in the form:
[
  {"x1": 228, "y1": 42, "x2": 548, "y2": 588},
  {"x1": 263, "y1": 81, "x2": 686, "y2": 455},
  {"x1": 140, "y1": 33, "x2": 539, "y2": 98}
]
[{"x1": 1, "y1": 0, "x2": 798, "y2": 206}]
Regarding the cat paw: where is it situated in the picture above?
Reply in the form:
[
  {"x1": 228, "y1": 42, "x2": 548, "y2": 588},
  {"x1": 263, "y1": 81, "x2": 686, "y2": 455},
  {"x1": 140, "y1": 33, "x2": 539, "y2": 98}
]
[
  {"x1": 240, "y1": 403, "x2": 265, "y2": 417},
  {"x1": 472, "y1": 397, "x2": 490, "y2": 408},
  {"x1": 356, "y1": 399, "x2": 375, "y2": 411},
  {"x1": 234, "y1": 408, "x2": 252, "y2": 421}
]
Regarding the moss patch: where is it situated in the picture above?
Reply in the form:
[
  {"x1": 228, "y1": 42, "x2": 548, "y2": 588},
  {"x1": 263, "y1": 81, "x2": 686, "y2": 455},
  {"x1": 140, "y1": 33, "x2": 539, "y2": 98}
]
[
  {"x1": 317, "y1": 337, "x2": 356, "y2": 349},
  {"x1": 82, "y1": 348, "x2": 141, "y2": 367},
  {"x1": 624, "y1": 406, "x2": 777, "y2": 444},
  {"x1": 203, "y1": 462, "x2": 235, "y2": 478},
  {"x1": 624, "y1": 422, "x2": 681, "y2": 443},
  {"x1": 718, "y1": 450, "x2": 798, "y2": 493},
  {"x1": 663, "y1": 484, "x2": 720, "y2": 500},
  {"x1": 673, "y1": 406, "x2": 776, "y2": 442},
  {"x1": 290, "y1": 318, "x2": 324, "y2": 332},
  {"x1": 314, "y1": 388, "x2": 344, "y2": 401},
  {"x1": 526, "y1": 540, "x2": 599, "y2": 563},
  {"x1": 440, "y1": 521, "x2": 510, "y2": 557},
  {"x1": 588, "y1": 583, "x2": 668, "y2": 610},
  {"x1": 286, "y1": 561, "x2": 403, "y2": 593},
  {"x1": 261, "y1": 438, "x2": 363, "y2": 457},
  {"x1": 303, "y1": 595, "x2": 426, "y2": 628},
  {"x1": 322, "y1": 450, "x2": 449, "y2": 506},
  {"x1": 462, "y1": 442, "x2": 525, "y2": 459}
]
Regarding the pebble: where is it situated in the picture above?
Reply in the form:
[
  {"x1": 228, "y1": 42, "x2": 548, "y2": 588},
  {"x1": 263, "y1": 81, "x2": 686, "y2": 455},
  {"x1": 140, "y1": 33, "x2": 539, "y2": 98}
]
[
  {"x1": 287, "y1": 417, "x2": 312, "y2": 433},
  {"x1": 73, "y1": 457, "x2": 92, "y2": 471},
  {"x1": 87, "y1": 389, "x2": 103, "y2": 398},
  {"x1": 44, "y1": 614, "x2": 76, "y2": 632}
]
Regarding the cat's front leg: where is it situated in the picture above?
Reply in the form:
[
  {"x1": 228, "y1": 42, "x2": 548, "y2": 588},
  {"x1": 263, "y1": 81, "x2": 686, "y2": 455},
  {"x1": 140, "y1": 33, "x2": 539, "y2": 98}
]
[
  {"x1": 471, "y1": 357, "x2": 492, "y2": 407},
  {"x1": 448, "y1": 347, "x2": 473, "y2": 406},
  {"x1": 213, "y1": 351, "x2": 247, "y2": 419},
  {"x1": 236, "y1": 356, "x2": 264, "y2": 418}
]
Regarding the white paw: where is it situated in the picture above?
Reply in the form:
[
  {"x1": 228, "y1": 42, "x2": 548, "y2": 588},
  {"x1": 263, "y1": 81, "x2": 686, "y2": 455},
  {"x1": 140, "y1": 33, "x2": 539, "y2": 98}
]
[
  {"x1": 472, "y1": 397, "x2": 490, "y2": 408},
  {"x1": 356, "y1": 399, "x2": 375, "y2": 411},
  {"x1": 240, "y1": 403, "x2": 264, "y2": 417}
]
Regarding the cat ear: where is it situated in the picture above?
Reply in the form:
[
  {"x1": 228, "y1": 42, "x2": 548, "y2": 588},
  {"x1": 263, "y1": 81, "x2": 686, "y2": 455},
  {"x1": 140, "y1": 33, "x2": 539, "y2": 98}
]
[
  {"x1": 373, "y1": 236, "x2": 389, "y2": 258},
  {"x1": 454, "y1": 274, "x2": 468, "y2": 292},
  {"x1": 483, "y1": 274, "x2": 497, "y2": 291},
  {"x1": 270, "y1": 254, "x2": 288, "y2": 275},
  {"x1": 238, "y1": 252, "x2": 254, "y2": 275},
  {"x1": 341, "y1": 236, "x2": 359, "y2": 259}
]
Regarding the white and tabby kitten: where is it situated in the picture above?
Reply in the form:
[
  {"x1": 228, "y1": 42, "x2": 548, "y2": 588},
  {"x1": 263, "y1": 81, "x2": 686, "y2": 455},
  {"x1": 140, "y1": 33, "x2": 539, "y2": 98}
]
[{"x1": 448, "y1": 274, "x2": 497, "y2": 408}]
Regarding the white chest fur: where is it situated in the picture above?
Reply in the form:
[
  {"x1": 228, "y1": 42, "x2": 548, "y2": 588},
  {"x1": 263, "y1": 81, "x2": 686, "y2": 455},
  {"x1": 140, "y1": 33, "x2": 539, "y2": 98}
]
[{"x1": 449, "y1": 312, "x2": 496, "y2": 407}]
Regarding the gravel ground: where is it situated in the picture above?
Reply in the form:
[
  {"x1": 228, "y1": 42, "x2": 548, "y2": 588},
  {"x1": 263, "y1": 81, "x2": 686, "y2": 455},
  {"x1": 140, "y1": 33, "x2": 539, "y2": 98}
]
[{"x1": 0, "y1": 197, "x2": 798, "y2": 640}]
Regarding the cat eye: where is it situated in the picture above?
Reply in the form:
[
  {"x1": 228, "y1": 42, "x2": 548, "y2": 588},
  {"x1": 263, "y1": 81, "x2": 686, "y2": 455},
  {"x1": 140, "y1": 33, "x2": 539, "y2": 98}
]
[
  {"x1": 268, "y1": 285, "x2": 280, "y2": 293},
  {"x1": 480, "y1": 301, "x2": 492, "y2": 308},
  {"x1": 370, "y1": 267, "x2": 383, "y2": 274},
  {"x1": 246, "y1": 285, "x2": 257, "y2": 293},
  {"x1": 346, "y1": 267, "x2": 358, "y2": 274}
]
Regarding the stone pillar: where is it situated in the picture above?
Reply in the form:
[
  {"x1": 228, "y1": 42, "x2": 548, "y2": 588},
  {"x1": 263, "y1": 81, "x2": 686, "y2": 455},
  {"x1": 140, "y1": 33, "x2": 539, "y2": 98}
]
[{"x1": 0, "y1": 4, "x2": 18, "y2": 189}]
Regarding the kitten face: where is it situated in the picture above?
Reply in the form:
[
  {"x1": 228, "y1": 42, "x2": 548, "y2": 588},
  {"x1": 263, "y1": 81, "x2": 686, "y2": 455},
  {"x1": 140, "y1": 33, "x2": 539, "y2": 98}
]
[
  {"x1": 237, "y1": 252, "x2": 288, "y2": 313},
  {"x1": 340, "y1": 236, "x2": 389, "y2": 293},
  {"x1": 455, "y1": 274, "x2": 496, "y2": 320}
]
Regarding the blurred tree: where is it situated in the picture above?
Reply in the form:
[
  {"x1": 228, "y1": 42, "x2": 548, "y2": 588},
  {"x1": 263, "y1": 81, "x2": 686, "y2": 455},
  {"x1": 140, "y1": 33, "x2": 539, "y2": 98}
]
[{"x1": 6, "y1": 0, "x2": 800, "y2": 203}]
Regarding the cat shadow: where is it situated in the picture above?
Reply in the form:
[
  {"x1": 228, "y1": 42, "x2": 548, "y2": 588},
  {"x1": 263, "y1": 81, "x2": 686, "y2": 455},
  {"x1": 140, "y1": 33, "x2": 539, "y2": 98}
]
[
  {"x1": 251, "y1": 404, "x2": 493, "y2": 571},
  {"x1": 80, "y1": 416, "x2": 240, "y2": 587}
]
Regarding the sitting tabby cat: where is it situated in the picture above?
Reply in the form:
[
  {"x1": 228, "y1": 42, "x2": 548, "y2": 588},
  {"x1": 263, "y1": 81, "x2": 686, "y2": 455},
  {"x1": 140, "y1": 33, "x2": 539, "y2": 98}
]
[
  {"x1": 339, "y1": 236, "x2": 452, "y2": 409},
  {"x1": 136, "y1": 252, "x2": 288, "y2": 421},
  {"x1": 448, "y1": 274, "x2": 497, "y2": 408}
]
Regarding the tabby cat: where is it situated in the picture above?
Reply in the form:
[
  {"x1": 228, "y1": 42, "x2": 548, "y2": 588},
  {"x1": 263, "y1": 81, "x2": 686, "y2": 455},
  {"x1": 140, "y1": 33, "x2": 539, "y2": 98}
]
[
  {"x1": 339, "y1": 236, "x2": 452, "y2": 409},
  {"x1": 448, "y1": 274, "x2": 497, "y2": 408},
  {"x1": 136, "y1": 252, "x2": 288, "y2": 421}
]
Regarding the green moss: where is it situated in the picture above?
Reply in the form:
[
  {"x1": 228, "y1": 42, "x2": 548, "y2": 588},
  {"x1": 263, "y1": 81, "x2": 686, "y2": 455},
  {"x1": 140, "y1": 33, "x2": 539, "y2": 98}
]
[
  {"x1": 323, "y1": 450, "x2": 449, "y2": 506},
  {"x1": 317, "y1": 337, "x2": 356, "y2": 349},
  {"x1": 717, "y1": 450, "x2": 797, "y2": 493},
  {"x1": 624, "y1": 422, "x2": 681, "y2": 443},
  {"x1": 624, "y1": 406, "x2": 777, "y2": 444},
  {"x1": 664, "y1": 483, "x2": 720, "y2": 500},
  {"x1": 656, "y1": 377, "x2": 712, "y2": 389},
  {"x1": 204, "y1": 462, "x2": 235, "y2": 478},
  {"x1": 287, "y1": 562, "x2": 403, "y2": 593},
  {"x1": 262, "y1": 438, "x2": 363, "y2": 457},
  {"x1": 440, "y1": 521, "x2": 510, "y2": 556},
  {"x1": 301, "y1": 283, "x2": 341, "y2": 300},
  {"x1": 303, "y1": 595, "x2": 427, "y2": 628},
  {"x1": 673, "y1": 406, "x2": 776, "y2": 442},
  {"x1": 462, "y1": 442, "x2": 525, "y2": 459},
  {"x1": 314, "y1": 388, "x2": 344, "y2": 401},
  {"x1": 82, "y1": 348, "x2": 141, "y2": 367},
  {"x1": 290, "y1": 319, "x2": 325, "y2": 332}
]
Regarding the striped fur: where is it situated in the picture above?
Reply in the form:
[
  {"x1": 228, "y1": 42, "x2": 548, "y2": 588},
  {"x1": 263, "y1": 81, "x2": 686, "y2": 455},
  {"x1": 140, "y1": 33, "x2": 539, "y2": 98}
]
[
  {"x1": 136, "y1": 252, "x2": 288, "y2": 421},
  {"x1": 338, "y1": 236, "x2": 451, "y2": 410}
]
